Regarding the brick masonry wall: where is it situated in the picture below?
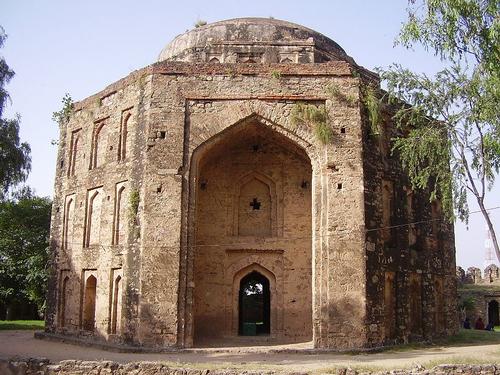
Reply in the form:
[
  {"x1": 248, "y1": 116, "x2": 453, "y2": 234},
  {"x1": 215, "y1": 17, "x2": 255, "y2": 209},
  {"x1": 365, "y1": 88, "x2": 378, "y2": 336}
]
[
  {"x1": 46, "y1": 57, "x2": 456, "y2": 350},
  {"x1": 361, "y1": 99, "x2": 458, "y2": 345}
]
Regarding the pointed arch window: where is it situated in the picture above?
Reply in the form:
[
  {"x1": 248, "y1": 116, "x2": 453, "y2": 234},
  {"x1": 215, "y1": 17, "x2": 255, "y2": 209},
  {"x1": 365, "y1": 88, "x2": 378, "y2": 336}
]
[
  {"x1": 90, "y1": 119, "x2": 107, "y2": 169},
  {"x1": 118, "y1": 110, "x2": 131, "y2": 161},
  {"x1": 67, "y1": 129, "x2": 81, "y2": 177}
]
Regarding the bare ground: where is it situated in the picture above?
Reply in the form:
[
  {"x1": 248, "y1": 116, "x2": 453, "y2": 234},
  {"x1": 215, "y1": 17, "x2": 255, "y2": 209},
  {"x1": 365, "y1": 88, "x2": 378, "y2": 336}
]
[{"x1": 1, "y1": 331, "x2": 500, "y2": 373}]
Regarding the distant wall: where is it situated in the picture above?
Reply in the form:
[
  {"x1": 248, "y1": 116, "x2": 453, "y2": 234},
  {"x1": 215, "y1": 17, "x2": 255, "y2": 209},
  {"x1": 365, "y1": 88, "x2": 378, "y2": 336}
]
[{"x1": 457, "y1": 264, "x2": 500, "y2": 285}]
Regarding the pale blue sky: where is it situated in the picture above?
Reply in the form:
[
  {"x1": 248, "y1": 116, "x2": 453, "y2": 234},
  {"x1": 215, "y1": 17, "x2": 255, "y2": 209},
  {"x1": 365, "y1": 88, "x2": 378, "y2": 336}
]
[{"x1": 1, "y1": 0, "x2": 498, "y2": 269}]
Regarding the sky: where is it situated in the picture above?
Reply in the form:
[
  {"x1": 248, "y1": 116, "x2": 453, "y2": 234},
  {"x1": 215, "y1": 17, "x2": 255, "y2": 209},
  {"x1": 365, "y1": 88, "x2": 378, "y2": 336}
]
[{"x1": 1, "y1": 0, "x2": 498, "y2": 270}]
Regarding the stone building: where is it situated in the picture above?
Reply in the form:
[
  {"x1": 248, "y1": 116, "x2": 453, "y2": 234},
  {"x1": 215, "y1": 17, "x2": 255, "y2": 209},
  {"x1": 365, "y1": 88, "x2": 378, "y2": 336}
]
[
  {"x1": 44, "y1": 18, "x2": 458, "y2": 349},
  {"x1": 457, "y1": 265, "x2": 500, "y2": 327}
]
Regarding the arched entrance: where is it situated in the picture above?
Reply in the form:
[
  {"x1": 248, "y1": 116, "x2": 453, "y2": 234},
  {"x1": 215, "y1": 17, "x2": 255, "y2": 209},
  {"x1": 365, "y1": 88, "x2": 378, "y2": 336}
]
[
  {"x1": 488, "y1": 300, "x2": 499, "y2": 326},
  {"x1": 190, "y1": 116, "x2": 313, "y2": 344},
  {"x1": 239, "y1": 271, "x2": 270, "y2": 335}
]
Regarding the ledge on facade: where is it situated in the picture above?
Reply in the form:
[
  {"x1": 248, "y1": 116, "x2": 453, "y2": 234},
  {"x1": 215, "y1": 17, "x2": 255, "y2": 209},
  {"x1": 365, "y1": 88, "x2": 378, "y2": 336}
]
[
  {"x1": 34, "y1": 330, "x2": 434, "y2": 355},
  {"x1": 34, "y1": 331, "x2": 174, "y2": 353}
]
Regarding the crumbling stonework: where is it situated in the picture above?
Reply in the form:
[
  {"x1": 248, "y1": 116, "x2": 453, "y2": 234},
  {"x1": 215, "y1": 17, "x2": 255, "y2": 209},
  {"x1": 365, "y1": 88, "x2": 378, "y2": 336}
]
[
  {"x1": 1, "y1": 359, "x2": 499, "y2": 375},
  {"x1": 457, "y1": 264, "x2": 500, "y2": 326},
  {"x1": 45, "y1": 18, "x2": 457, "y2": 350}
]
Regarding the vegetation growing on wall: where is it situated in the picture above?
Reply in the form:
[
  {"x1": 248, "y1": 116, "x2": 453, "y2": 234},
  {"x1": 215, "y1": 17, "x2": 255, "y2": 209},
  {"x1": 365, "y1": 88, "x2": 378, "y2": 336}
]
[
  {"x1": 362, "y1": 85, "x2": 382, "y2": 135},
  {"x1": 290, "y1": 103, "x2": 332, "y2": 145},
  {"x1": 52, "y1": 93, "x2": 74, "y2": 127},
  {"x1": 326, "y1": 83, "x2": 357, "y2": 107},
  {"x1": 271, "y1": 70, "x2": 282, "y2": 80},
  {"x1": 128, "y1": 189, "x2": 139, "y2": 222},
  {"x1": 194, "y1": 19, "x2": 207, "y2": 28}
]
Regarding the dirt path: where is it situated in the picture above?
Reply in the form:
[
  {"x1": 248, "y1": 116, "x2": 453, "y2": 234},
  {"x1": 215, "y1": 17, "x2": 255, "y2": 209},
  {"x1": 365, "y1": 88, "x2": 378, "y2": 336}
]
[{"x1": 1, "y1": 331, "x2": 499, "y2": 372}]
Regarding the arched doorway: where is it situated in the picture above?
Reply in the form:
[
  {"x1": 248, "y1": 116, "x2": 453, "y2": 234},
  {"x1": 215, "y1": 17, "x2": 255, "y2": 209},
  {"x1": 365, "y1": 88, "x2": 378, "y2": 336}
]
[
  {"x1": 488, "y1": 300, "x2": 499, "y2": 326},
  {"x1": 190, "y1": 116, "x2": 312, "y2": 344},
  {"x1": 239, "y1": 271, "x2": 270, "y2": 335}
]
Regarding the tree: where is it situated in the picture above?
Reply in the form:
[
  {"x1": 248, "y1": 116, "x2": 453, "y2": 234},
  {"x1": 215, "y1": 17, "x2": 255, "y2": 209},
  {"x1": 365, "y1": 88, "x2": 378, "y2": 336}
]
[
  {"x1": 0, "y1": 188, "x2": 52, "y2": 319},
  {"x1": 379, "y1": 0, "x2": 500, "y2": 260},
  {"x1": 0, "y1": 26, "x2": 31, "y2": 200}
]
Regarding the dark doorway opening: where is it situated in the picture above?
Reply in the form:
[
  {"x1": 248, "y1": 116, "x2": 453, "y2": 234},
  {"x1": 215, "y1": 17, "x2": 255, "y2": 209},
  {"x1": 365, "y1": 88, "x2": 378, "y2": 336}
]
[
  {"x1": 488, "y1": 300, "x2": 499, "y2": 326},
  {"x1": 239, "y1": 271, "x2": 270, "y2": 336}
]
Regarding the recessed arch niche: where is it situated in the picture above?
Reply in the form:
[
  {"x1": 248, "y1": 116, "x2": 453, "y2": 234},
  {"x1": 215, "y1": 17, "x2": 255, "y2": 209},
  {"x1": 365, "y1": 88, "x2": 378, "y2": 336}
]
[
  {"x1": 233, "y1": 171, "x2": 278, "y2": 237},
  {"x1": 189, "y1": 115, "x2": 312, "y2": 345}
]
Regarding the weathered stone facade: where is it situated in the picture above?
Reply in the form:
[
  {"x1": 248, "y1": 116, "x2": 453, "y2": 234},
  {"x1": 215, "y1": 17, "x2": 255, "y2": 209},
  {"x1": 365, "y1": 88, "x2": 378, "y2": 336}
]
[
  {"x1": 2, "y1": 359, "x2": 499, "y2": 375},
  {"x1": 457, "y1": 265, "x2": 500, "y2": 326},
  {"x1": 45, "y1": 18, "x2": 457, "y2": 350}
]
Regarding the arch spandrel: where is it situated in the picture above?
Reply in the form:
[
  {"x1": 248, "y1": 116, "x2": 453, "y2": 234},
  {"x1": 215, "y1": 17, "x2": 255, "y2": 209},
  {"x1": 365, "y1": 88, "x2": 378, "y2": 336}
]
[{"x1": 188, "y1": 102, "x2": 316, "y2": 165}]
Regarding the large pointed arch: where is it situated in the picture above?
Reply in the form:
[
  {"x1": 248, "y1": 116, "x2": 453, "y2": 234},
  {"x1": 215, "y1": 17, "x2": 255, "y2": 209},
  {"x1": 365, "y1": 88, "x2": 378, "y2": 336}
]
[{"x1": 180, "y1": 112, "x2": 313, "y2": 346}]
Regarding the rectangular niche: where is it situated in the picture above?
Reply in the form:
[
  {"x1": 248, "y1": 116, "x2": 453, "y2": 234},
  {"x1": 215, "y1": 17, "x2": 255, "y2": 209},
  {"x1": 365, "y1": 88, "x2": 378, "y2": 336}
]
[
  {"x1": 84, "y1": 186, "x2": 103, "y2": 247},
  {"x1": 108, "y1": 268, "x2": 123, "y2": 335},
  {"x1": 67, "y1": 129, "x2": 82, "y2": 177},
  {"x1": 112, "y1": 181, "x2": 128, "y2": 245},
  {"x1": 81, "y1": 269, "x2": 98, "y2": 332},
  {"x1": 62, "y1": 193, "x2": 76, "y2": 251}
]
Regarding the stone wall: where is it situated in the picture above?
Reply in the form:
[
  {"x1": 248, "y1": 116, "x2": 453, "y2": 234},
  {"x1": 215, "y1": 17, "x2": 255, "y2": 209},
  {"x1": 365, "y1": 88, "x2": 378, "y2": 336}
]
[
  {"x1": 46, "y1": 22, "x2": 457, "y2": 349},
  {"x1": 46, "y1": 67, "x2": 152, "y2": 343},
  {"x1": 457, "y1": 264, "x2": 500, "y2": 285},
  {"x1": 362, "y1": 99, "x2": 458, "y2": 345},
  {"x1": 1, "y1": 359, "x2": 498, "y2": 375},
  {"x1": 192, "y1": 121, "x2": 312, "y2": 342},
  {"x1": 456, "y1": 265, "x2": 500, "y2": 327},
  {"x1": 144, "y1": 62, "x2": 367, "y2": 349}
]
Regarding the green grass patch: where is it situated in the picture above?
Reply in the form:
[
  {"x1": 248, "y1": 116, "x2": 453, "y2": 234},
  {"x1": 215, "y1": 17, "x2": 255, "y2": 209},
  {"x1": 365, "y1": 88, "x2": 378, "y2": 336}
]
[
  {"x1": 439, "y1": 328, "x2": 500, "y2": 345},
  {"x1": 386, "y1": 328, "x2": 500, "y2": 353},
  {"x1": 0, "y1": 320, "x2": 44, "y2": 330},
  {"x1": 458, "y1": 284, "x2": 500, "y2": 292}
]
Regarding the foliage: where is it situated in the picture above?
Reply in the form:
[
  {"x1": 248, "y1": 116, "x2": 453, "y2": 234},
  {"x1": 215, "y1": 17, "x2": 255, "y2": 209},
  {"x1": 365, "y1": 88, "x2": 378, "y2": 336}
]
[
  {"x1": 51, "y1": 93, "x2": 73, "y2": 127},
  {"x1": 270, "y1": 70, "x2": 282, "y2": 80},
  {"x1": 0, "y1": 320, "x2": 44, "y2": 330},
  {"x1": 379, "y1": 0, "x2": 500, "y2": 259},
  {"x1": 399, "y1": 0, "x2": 499, "y2": 76},
  {"x1": 326, "y1": 83, "x2": 358, "y2": 107},
  {"x1": 458, "y1": 296, "x2": 475, "y2": 321},
  {"x1": 225, "y1": 67, "x2": 237, "y2": 78},
  {"x1": 290, "y1": 103, "x2": 333, "y2": 144},
  {"x1": 0, "y1": 26, "x2": 31, "y2": 199},
  {"x1": 0, "y1": 189, "x2": 52, "y2": 316},
  {"x1": 194, "y1": 19, "x2": 207, "y2": 28},
  {"x1": 361, "y1": 85, "x2": 382, "y2": 135},
  {"x1": 458, "y1": 296, "x2": 475, "y2": 312},
  {"x1": 129, "y1": 189, "x2": 140, "y2": 221}
]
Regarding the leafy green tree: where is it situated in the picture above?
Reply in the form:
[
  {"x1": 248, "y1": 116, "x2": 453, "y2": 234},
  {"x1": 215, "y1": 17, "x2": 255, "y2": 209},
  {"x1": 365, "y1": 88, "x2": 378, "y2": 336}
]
[
  {"x1": 379, "y1": 0, "x2": 500, "y2": 259},
  {"x1": 0, "y1": 26, "x2": 31, "y2": 200},
  {"x1": 0, "y1": 189, "x2": 51, "y2": 318}
]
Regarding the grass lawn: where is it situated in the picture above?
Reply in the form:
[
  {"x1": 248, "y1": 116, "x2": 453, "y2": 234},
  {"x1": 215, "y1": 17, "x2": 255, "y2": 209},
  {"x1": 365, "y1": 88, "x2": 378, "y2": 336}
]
[
  {"x1": 0, "y1": 320, "x2": 44, "y2": 330},
  {"x1": 386, "y1": 328, "x2": 500, "y2": 353},
  {"x1": 439, "y1": 328, "x2": 500, "y2": 345}
]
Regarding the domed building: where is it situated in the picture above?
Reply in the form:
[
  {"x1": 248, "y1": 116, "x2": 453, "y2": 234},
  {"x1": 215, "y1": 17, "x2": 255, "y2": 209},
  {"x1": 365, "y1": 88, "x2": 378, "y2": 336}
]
[{"x1": 44, "y1": 18, "x2": 457, "y2": 349}]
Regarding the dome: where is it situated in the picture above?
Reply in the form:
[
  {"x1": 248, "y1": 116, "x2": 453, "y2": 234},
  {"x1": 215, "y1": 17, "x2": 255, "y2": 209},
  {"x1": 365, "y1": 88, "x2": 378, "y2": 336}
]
[{"x1": 158, "y1": 18, "x2": 354, "y2": 64}]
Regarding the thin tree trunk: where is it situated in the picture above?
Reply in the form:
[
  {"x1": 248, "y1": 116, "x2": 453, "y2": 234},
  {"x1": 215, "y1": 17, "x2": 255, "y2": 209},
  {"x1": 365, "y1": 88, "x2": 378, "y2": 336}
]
[{"x1": 478, "y1": 200, "x2": 500, "y2": 263}]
